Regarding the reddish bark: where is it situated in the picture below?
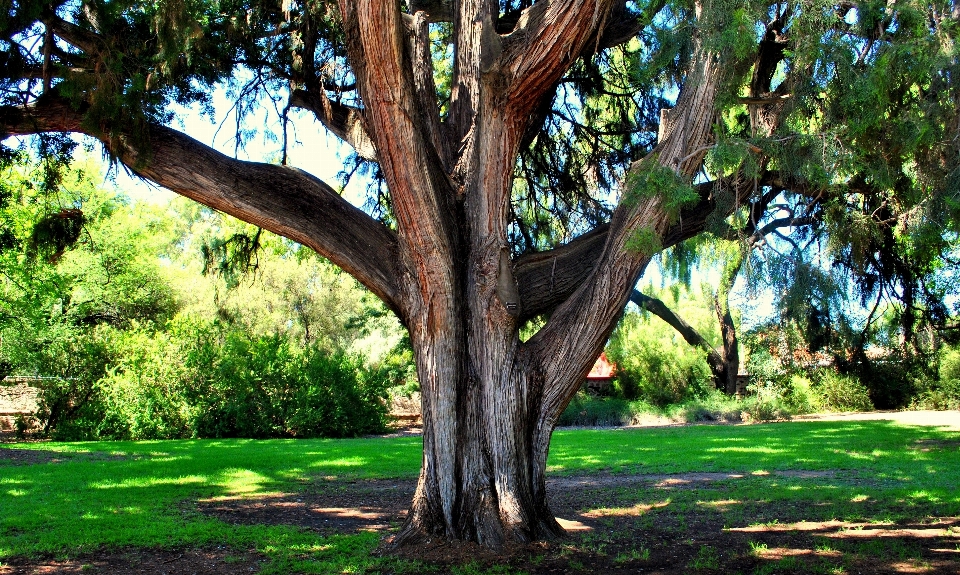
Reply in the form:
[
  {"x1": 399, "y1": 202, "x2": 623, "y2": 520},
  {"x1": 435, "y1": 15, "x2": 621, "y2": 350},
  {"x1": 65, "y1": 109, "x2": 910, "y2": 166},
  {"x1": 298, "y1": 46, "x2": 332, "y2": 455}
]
[{"x1": 1, "y1": 0, "x2": 731, "y2": 548}]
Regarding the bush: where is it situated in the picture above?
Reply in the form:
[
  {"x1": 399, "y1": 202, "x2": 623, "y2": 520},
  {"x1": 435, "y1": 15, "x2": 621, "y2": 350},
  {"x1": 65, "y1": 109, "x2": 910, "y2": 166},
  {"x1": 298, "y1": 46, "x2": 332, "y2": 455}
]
[
  {"x1": 30, "y1": 327, "x2": 116, "y2": 441},
  {"x1": 187, "y1": 332, "x2": 296, "y2": 438},
  {"x1": 779, "y1": 375, "x2": 821, "y2": 414},
  {"x1": 911, "y1": 379, "x2": 960, "y2": 410},
  {"x1": 815, "y1": 371, "x2": 874, "y2": 412},
  {"x1": 740, "y1": 382, "x2": 792, "y2": 421},
  {"x1": 608, "y1": 313, "x2": 714, "y2": 406},
  {"x1": 669, "y1": 389, "x2": 744, "y2": 423},
  {"x1": 910, "y1": 349, "x2": 960, "y2": 410},
  {"x1": 854, "y1": 359, "x2": 920, "y2": 409},
  {"x1": 185, "y1": 329, "x2": 390, "y2": 439},
  {"x1": 93, "y1": 326, "x2": 194, "y2": 440},
  {"x1": 32, "y1": 318, "x2": 392, "y2": 440},
  {"x1": 558, "y1": 392, "x2": 636, "y2": 427},
  {"x1": 940, "y1": 347, "x2": 960, "y2": 381},
  {"x1": 286, "y1": 349, "x2": 391, "y2": 437},
  {"x1": 557, "y1": 392, "x2": 667, "y2": 427}
]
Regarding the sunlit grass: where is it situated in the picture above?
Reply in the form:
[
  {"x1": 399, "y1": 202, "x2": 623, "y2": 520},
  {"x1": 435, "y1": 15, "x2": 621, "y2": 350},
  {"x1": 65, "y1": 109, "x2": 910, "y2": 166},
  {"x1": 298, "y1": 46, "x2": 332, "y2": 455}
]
[{"x1": 0, "y1": 419, "x2": 957, "y2": 573}]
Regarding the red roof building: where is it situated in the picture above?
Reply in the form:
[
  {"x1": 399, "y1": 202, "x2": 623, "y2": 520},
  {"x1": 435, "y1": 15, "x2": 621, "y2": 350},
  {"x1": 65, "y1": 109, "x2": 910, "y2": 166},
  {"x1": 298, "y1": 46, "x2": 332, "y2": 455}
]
[{"x1": 584, "y1": 352, "x2": 616, "y2": 393}]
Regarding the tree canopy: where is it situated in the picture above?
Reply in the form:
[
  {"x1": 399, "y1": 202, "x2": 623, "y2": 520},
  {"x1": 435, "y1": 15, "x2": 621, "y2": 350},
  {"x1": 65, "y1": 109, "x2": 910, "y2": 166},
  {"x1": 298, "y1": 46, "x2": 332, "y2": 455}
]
[{"x1": 2, "y1": 0, "x2": 958, "y2": 549}]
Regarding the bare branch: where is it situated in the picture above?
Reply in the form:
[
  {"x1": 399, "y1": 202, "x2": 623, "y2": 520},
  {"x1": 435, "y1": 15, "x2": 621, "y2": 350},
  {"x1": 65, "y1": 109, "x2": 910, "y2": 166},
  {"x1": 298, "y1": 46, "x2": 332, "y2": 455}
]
[
  {"x1": 749, "y1": 216, "x2": 816, "y2": 245},
  {"x1": 43, "y1": 14, "x2": 103, "y2": 55},
  {"x1": 630, "y1": 290, "x2": 725, "y2": 373}
]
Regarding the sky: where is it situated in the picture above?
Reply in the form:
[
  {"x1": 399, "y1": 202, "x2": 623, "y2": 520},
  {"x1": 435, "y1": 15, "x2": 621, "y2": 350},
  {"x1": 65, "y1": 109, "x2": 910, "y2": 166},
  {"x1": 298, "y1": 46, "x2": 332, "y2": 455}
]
[
  {"x1": 4, "y1": 83, "x2": 778, "y2": 334},
  {"x1": 110, "y1": 89, "x2": 367, "y2": 206}
]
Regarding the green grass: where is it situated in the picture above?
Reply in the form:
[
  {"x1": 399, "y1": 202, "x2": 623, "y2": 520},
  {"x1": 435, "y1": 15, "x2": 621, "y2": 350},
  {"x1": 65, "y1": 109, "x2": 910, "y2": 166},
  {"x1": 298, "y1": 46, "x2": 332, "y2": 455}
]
[{"x1": 1, "y1": 420, "x2": 958, "y2": 573}]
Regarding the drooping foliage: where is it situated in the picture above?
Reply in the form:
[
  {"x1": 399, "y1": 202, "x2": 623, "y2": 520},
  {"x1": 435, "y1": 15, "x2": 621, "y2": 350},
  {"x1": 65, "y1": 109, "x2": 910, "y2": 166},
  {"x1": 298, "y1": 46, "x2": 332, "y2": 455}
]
[
  {"x1": 2, "y1": 0, "x2": 957, "y2": 274},
  {"x1": 1, "y1": 0, "x2": 958, "y2": 547}
]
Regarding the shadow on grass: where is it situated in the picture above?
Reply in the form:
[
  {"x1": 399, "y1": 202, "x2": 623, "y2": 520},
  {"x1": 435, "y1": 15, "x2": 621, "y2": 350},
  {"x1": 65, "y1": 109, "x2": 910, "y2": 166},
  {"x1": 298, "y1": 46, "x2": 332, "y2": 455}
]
[{"x1": 0, "y1": 420, "x2": 957, "y2": 574}]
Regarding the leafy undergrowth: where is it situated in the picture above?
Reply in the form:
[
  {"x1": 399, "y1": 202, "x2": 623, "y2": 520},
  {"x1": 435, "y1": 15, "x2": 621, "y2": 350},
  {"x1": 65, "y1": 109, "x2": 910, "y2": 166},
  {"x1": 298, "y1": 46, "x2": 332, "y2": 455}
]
[{"x1": 1, "y1": 419, "x2": 958, "y2": 574}]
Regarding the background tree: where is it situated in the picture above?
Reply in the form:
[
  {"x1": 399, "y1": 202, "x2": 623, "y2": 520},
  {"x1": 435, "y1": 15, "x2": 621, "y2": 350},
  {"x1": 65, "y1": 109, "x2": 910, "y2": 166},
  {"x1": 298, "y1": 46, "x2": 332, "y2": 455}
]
[
  {"x1": 2, "y1": 0, "x2": 957, "y2": 549},
  {"x1": 0, "y1": 159, "x2": 408, "y2": 439}
]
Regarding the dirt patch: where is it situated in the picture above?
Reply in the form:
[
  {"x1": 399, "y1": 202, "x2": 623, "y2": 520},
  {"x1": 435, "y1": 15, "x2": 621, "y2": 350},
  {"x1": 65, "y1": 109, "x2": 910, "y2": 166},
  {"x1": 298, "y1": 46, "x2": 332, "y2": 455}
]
[
  {"x1": 197, "y1": 478, "x2": 414, "y2": 535},
  {"x1": 912, "y1": 438, "x2": 960, "y2": 451},
  {"x1": 192, "y1": 471, "x2": 843, "y2": 536},
  {"x1": 0, "y1": 448, "x2": 138, "y2": 466},
  {"x1": 188, "y1": 471, "x2": 960, "y2": 573},
  {"x1": 0, "y1": 448, "x2": 66, "y2": 466},
  {"x1": 4, "y1": 472, "x2": 960, "y2": 574},
  {"x1": 0, "y1": 548, "x2": 265, "y2": 575}
]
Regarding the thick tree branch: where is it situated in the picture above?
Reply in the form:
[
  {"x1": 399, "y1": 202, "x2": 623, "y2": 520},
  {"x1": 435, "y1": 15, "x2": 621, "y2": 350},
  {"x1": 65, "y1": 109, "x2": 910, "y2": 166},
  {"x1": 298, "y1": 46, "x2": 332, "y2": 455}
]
[
  {"x1": 339, "y1": 0, "x2": 456, "y2": 244},
  {"x1": 406, "y1": 11, "x2": 449, "y2": 168},
  {"x1": 289, "y1": 89, "x2": 377, "y2": 160},
  {"x1": 749, "y1": 216, "x2": 816, "y2": 244},
  {"x1": 444, "y1": 0, "x2": 499, "y2": 152},
  {"x1": 522, "y1": 31, "x2": 725, "y2": 455},
  {"x1": 595, "y1": 0, "x2": 667, "y2": 50},
  {"x1": 43, "y1": 13, "x2": 103, "y2": 55},
  {"x1": 408, "y1": 0, "x2": 453, "y2": 21},
  {"x1": 513, "y1": 224, "x2": 609, "y2": 321},
  {"x1": 500, "y1": 0, "x2": 616, "y2": 118},
  {"x1": 1, "y1": 94, "x2": 402, "y2": 312}
]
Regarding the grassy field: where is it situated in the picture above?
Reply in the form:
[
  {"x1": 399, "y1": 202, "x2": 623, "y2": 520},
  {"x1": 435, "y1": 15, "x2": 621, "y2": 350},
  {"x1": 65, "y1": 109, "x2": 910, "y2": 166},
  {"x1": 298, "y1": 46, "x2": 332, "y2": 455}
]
[{"x1": 1, "y1": 419, "x2": 959, "y2": 574}]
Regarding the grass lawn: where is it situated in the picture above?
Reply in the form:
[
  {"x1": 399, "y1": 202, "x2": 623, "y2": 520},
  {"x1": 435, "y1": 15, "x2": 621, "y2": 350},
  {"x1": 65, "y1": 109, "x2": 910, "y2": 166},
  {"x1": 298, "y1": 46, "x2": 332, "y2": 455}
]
[{"x1": 1, "y1": 418, "x2": 959, "y2": 574}]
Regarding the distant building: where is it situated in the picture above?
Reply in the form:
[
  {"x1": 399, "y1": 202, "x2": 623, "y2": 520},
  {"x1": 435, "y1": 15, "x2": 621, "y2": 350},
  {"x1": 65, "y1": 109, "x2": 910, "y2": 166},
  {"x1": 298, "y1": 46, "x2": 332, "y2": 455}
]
[
  {"x1": 584, "y1": 352, "x2": 616, "y2": 394},
  {"x1": 0, "y1": 377, "x2": 41, "y2": 432}
]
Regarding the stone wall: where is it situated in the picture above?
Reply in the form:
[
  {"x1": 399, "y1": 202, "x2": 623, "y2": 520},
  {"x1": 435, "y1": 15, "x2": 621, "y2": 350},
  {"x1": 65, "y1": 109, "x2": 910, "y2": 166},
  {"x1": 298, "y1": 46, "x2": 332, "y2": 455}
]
[{"x1": 0, "y1": 378, "x2": 40, "y2": 432}]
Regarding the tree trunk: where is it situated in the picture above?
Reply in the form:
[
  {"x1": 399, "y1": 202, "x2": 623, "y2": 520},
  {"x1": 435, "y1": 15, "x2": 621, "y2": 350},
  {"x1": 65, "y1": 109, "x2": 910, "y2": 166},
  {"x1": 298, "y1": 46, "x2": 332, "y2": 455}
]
[
  {"x1": 396, "y1": 342, "x2": 565, "y2": 546},
  {"x1": 714, "y1": 250, "x2": 744, "y2": 395},
  {"x1": 4, "y1": 0, "x2": 725, "y2": 550}
]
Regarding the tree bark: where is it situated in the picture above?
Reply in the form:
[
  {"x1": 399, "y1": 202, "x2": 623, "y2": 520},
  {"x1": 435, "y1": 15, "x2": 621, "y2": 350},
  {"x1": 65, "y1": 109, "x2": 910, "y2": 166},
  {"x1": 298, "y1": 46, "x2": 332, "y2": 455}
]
[
  {"x1": 3, "y1": 0, "x2": 730, "y2": 550},
  {"x1": 714, "y1": 250, "x2": 744, "y2": 395}
]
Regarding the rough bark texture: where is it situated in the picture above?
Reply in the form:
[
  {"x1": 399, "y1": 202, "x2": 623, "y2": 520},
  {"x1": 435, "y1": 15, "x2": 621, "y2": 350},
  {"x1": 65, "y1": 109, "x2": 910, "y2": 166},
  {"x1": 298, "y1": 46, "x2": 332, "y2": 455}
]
[{"x1": 1, "y1": 0, "x2": 738, "y2": 550}]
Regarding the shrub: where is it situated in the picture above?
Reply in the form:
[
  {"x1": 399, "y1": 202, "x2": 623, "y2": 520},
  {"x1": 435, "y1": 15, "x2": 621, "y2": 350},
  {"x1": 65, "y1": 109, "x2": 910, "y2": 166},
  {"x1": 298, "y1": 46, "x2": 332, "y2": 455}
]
[
  {"x1": 187, "y1": 332, "x2": 296, "y2": 438},
  {"x1": 608, "y1": 313, "x2": 714, "y2": 406},
  {"x1": 910, "y1": 349, "x2": 960, "y2": 410},
  {"x1": 93, "y1": 326, "x2": 193, "y2": 440},
  {"x1": 31, "y1": 328, "x2": 116, "y2": 440},
  {"x1": 740, "y1": 382, "x2": 792, "y2": 421},
  {"x1": 940, "y1": 347, "x2": 960, "y2": 381},
  {"x1": 559, "y1": 392, "x2": 635, "y2": 427},
  {"x1": 31, "y1": 318, "x2": 392, "y2": 440},
  {"x1": 286, "y1": 349, "x2": 390, "y2": 437},
  {"x1": 910, "y1": 379, "x2": 960, "y2": 410},
  {"x1": 780, "y1": 375, "x2": 821, "y2": 414},
  {"x1": 557, "y1": 392, "x2": 664, "y2": 427},
  {"x1": 854, "y1": 359, "x2": 920, "y2": 410},
  {"x1": 815, "y1": 371, "x2": 874, "y2": 412},
  {"x1": 669, "y1": 389, "x2": 744, "y2": 422},
  {"x1": 745, "y1": 346, "x2": 791, "y2": 390}
]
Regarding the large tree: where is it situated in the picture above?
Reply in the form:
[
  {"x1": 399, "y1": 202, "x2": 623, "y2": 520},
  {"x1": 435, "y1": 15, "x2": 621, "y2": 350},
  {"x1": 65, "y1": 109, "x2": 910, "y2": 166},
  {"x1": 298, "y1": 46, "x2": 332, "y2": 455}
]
[{"x1": 2, "y1": 0, "x2": 957, "y2": 548}]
